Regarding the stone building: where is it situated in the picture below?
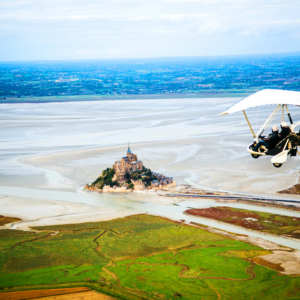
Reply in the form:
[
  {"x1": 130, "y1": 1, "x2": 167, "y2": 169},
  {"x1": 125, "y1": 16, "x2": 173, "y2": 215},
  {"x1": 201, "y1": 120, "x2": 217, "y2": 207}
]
[
  {"x1": 131, "y1": 179, "x2": 145, "y2": 191},
  {"x1": 151, "y1": 176, "x2": 175, "y2": 189},
  {"x1": 103, "y1": 185, "x2": 131, "y2": 193},
  {"x1": 113, "y1": 145, "x2": 143, "y2": 183}
]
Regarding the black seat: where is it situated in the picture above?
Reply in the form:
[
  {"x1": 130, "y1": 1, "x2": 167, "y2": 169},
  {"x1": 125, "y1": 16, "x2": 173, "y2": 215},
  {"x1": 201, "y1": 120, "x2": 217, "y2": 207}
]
[{"x1": 266, "y1": 138, "x2": 288, "y2": 156}]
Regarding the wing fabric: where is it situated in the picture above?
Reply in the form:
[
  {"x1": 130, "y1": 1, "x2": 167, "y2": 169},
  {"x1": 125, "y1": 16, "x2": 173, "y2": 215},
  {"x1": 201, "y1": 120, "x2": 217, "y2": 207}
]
[{"x1": 220, "y1": 89, "x2": 300, "y2": 115}]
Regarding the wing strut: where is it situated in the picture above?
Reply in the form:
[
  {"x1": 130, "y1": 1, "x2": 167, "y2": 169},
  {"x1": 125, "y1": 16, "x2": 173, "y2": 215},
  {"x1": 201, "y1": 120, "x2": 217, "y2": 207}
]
[
  {"x1": 243, "y1": 110, "x2": 255, "y2": 138},
  {"x1": 256, "y1": 104, "x2": 281, "y2": 139},
  {"x1": 284, "y1": 105, "x2": 293, "y2": 125}
]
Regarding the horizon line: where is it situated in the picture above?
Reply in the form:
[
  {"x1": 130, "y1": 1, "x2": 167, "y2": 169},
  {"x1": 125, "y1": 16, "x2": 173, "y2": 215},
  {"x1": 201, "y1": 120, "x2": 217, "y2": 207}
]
[{"x1": 1, "y1": 50, "x2": 300, "y2": 64}]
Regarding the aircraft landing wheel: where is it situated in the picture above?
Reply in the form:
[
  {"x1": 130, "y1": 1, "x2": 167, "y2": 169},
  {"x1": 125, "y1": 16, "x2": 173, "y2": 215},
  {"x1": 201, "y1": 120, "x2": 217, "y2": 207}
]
[
  {"x1": 273, "y1": 163, "x2": 282, "y2": 168},
  {"x1": 250, "y1": 145, "x2": 260, "y2": 159}
]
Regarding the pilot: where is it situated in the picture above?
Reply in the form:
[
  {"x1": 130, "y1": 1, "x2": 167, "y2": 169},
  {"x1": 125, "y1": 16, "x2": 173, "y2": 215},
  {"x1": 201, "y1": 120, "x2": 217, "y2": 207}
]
[
  {"x1": 253, "y1": 126, "x2": 279, "y2": 152},
  {"x1": 279, "y1": 121, "x2": 291, "y2": 140}
]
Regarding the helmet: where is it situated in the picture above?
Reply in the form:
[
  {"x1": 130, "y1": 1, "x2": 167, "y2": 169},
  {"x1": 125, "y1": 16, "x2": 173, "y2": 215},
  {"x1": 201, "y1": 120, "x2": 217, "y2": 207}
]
[
  {"x1": 272, "y1": 125, "x2": 279, "y2": 132},
  {"x1": 281, "y1": 121, "x2": 288, "y2": 128}
]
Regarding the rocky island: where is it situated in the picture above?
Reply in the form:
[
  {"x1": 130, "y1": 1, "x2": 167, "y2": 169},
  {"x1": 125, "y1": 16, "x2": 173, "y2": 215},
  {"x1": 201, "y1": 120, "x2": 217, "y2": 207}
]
[{"x1": 85, "y1": 145, "x2": 176, "y2": 193}]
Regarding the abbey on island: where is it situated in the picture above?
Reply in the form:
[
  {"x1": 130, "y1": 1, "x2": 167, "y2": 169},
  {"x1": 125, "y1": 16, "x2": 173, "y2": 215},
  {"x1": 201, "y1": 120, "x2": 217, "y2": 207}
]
[
  {"x1": 113, "y1": 145, "x2": 143, "y2": 182},
  {"x1": 86, "y1": 145, "x2": 175, "y2": 193}
]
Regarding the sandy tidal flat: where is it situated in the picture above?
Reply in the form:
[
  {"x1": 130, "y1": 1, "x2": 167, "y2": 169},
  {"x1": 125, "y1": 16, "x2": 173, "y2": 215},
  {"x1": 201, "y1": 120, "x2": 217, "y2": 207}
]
[{"x1": 1, "y1": 98, "x2": 300, "y2": 230}]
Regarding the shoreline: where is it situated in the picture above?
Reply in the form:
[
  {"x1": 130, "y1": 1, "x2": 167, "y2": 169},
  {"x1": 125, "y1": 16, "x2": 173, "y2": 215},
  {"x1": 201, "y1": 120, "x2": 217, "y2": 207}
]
[
  {"x1": 183, "y1": 211, "x2": 300, "y2": 243},
  {"x1": 184, "y1": 196, "x2": 300, "y2": 212},
  {"x1": 2, "y1": 210, "x2": 139, "y2": 232},
  {"x1": 0, "y1": 92, "x2": 249, "y2": 104}
]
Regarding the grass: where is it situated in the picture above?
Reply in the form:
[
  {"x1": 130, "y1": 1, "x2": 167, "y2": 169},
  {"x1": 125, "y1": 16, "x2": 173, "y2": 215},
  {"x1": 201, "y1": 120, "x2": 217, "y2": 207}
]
[
  {"x1": 0, "y1": 215, "x2": 21, "y2": 226},
  {"x1": 185, "y1": 207, "x2": 300, "y2": 239},
  {"x1": 278, "y1": 183, "x2": 300, "y2": 196},
  {"x1": 0, "y1": 214, "x2": 300, "y2": 299}
]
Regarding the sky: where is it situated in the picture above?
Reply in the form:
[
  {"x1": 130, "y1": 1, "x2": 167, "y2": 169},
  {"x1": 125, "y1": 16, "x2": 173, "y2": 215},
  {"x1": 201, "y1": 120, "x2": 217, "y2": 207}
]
[{"x1": 0, "y1": 0, "x2": 300, "y2": 61}]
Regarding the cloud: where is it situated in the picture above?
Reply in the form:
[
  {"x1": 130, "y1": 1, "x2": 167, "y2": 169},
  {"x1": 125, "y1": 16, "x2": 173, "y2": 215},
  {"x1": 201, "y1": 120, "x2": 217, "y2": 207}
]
[
  {"x1": 236, "y1": 30, "x2": 253, "y2": 36},
  {"x1": 106, "y1": 48, "x2": 124, "y2": 55},
  {"x1": 163, "y1": 0, "x2": 253, "y2": 3},
  {"x1": 78, "y1": 49, "x2": 99, "y2": 56},
  {"x1": 126, "y1": 16, "x2": 153, "y2": 22},
  {"x1": 197, "y1": 20, "x2": 221, "y2": 35},
  {"x1": 235, "y1": 19, "x2": 300, "y2": 37},
  {"x1": 160, "y1": 14, "x2": 185, "y2": 23},
  {"x1": 147, "y1": 29, "x2": 181, "y2": 36},
  {"x1": 0, "y1": 13, "x2": 118, "y2": 21},
  {"x1": 1, "y1": 0, "x2": 300, "y2": 60}
]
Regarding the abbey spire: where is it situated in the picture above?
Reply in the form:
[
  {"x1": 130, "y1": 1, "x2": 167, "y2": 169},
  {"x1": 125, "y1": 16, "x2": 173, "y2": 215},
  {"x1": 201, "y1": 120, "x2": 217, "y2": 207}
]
[{"x1": 127, "y1": 142, "x2": 131, "y2": 154}]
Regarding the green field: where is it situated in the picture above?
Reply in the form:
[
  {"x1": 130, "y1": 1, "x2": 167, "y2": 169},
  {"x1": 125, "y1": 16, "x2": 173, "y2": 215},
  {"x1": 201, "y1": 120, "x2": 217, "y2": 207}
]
[
  {"x1": 185, "y1": 207, "x2": 300, "y2": 239},
  {"x1": 1, "y1": 214, "x2": 300, "y2": 299}
]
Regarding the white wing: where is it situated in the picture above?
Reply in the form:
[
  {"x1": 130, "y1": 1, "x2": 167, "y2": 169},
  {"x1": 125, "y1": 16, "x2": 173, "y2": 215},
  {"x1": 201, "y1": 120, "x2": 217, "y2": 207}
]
[{"x1": 220, "y1": 89, "x2": 300, "y2": 115}]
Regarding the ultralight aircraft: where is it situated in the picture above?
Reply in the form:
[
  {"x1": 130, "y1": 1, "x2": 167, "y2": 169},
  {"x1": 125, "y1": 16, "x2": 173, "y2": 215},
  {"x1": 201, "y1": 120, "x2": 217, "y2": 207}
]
[{"x1": 220, "y1": 89, "x2": 300, "y2": 168}]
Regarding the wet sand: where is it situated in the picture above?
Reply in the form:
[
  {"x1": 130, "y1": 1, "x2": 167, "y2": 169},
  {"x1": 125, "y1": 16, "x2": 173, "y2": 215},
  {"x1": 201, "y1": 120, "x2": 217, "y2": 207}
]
[
  {"x1": 1, "y1": 98, "x2": 300, "y2": 243},
  {"x1": 0, "y1": 195, "x2": 136, "y2": 231},
  {"x1": 2, "y1": 98, "x2": 300, "y2": 195}
]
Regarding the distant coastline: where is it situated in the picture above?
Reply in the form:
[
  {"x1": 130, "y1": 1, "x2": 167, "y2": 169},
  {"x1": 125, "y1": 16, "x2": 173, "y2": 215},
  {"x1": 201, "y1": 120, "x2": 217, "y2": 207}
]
[
  {"x1": 2, "y1": 55, "x2": 298, "y2": 104},
  {"x1": 0, "y1": 92, "x2": 251, "y2": 104}
]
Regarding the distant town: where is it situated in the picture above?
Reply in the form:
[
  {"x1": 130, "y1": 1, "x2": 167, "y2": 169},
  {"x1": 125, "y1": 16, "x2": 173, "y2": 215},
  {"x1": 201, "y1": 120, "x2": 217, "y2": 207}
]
[
  {"x1": 85, "y1": 145, "x2": 175, "y2": 193},
  {"x1": 1, "y1": 55, "x2": 300, "y2": 100}
]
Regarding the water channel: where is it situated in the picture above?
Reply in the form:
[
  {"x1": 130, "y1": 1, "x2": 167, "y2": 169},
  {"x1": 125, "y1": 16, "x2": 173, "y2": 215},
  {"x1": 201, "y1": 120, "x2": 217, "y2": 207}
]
[{"x1": 1, "y1": 185, "x2": 300, "y2": 250}]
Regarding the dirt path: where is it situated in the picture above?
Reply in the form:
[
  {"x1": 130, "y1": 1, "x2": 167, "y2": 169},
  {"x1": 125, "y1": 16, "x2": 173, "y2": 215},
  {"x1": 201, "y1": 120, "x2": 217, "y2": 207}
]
[
  {"x1": 4, "y1": 232, "x2": 53, "y2": 251},
  {"x1": 54, "y1": 266, "x2": 80, "y2": 282},
  {"x1": 93, "y1": 230, "x2": 107, "y2": 254},
  {"x1": 103, "y1": 265, "x2": 120, "y2": 286},
  {"x1": 206, "y1": 282, "x2": 221, "y2": 300}
]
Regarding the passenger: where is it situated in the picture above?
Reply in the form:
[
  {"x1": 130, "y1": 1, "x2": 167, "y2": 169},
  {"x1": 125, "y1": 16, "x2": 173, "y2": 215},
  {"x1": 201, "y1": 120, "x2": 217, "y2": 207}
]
[
  {"x1": 279, "y1": 121, "x2": 291, "y2": 140},
  {"x1": 253, "y1": 126, "x2": 279, "y2": 152}
]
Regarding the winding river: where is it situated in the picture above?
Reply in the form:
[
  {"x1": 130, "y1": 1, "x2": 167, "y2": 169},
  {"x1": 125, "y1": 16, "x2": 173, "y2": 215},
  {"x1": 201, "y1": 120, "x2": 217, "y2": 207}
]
[{"x1": 1, "y1": 185, "x2": 300, "y2": 250}]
